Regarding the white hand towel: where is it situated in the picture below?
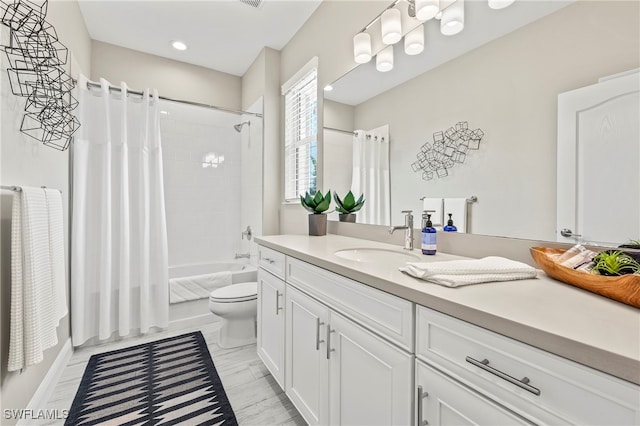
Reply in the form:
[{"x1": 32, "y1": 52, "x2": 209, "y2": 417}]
[
  {"x1": 44, "y1": 188, "x2": 67, "y2": 323},
  {"x1": 422, "y1": 198, "x2": 443, "y2": 227},
  {"x1": 9, "y1": 188, "x2": 59, "y2": 371},
  {"x1": 443, "y1": 198, "x2": 468, "y2": 233},
  {"x1": 399, "y1": 256, "x2": 537, "y2": 287}
]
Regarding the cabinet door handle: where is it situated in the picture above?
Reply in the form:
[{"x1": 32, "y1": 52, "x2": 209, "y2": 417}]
[
  {"x1": 465, "y1": 356, "x2": 541, "y2": 396},
  {"x1": 315, "y1": 318, "x2": 325, "y2": 350},
  {"x1": 263, "y1": 257, "x2": 275, "y2": 264},
  {"x1": 275, "y1": 290, "x2": 283, "y2": 315},
  {"x1": 326, "y1": 326, "x2": 335, "y2": 359},
  {"x1": 417, "y1": 385, "x2": 428, "y2": 426}
]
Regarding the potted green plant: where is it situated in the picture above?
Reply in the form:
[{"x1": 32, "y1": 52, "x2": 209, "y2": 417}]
[
  {"x1": 333, "y1": 191, "x2": 365, "y2": 223},
  {"x1": 300, "y1": 190, "x2": 332, "y2": 236},
  {"x1": 592, "y1": 250, "x2": 640, "y2": 276}
]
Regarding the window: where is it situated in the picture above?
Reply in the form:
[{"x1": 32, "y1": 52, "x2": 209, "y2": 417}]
[{"x1": 283, "y1": 60, "x2": 318, "y2": 201}]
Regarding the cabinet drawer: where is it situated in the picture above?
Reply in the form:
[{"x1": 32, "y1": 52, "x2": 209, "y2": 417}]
[
  {"x1": 416, "y1": 306, "x2": 640, "y2": 425},
  {"x1": 258, "y1": 245, "x2": 286, "y2": 279},
  {"x1": 287, "y1": 257, "x2": 413, "y2": 351},
  {"x1": 416, "y1": 360, "x2": 531, "y2": 426}
]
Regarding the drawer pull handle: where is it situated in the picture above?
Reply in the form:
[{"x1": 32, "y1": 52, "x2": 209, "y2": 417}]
[
  {"x1": 275, "y1": 290, "x2": 283, "y2": 315},
  {"x1": 465, "y1": 356, "x2": 541, "y2": 396},
  {"x1": 315, "y1": 318, "x2": 325, "y2": 350},
  {"x1": 263, "y1": 257, "x2": 275, "y2": 264},
  {"x1": 417, "y1": 385, "x2": 428, "y2": 426}
]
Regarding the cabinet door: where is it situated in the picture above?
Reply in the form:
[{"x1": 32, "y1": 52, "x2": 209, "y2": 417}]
[
  {"x1": 257, "y1": 268, "x2": 285, "y2": 389},
  {"x1": 329, "y1": 312, "x2": 413, "y2": 426},
  {"x1": 416, "y1": 361, "x2": 531, "y2": 426},
  {"x1": 285, "y1": 285, "x2": 330, "y2": 425}
]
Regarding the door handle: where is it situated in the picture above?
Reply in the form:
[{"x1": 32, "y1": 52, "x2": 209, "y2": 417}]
[
  {"x1": 275, "y1": 290, "x2": 283, "y2": 315},
  {"x1": 315, "y1": 318, "x2": 325, "y2": 350},
  {"x1": 417, "y1": 385, "x2": 428, "y2": 426},
  {"x1": 560, "y1": 228, "x2": 582, "y2": 238},
  {"x1": 326, "y1": 326, "x2": 335, "y2": 359}
]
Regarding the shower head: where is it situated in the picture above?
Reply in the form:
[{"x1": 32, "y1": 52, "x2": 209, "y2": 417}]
[{"x1": 234, "y1": 121, "x2": 250, "y2": 132}]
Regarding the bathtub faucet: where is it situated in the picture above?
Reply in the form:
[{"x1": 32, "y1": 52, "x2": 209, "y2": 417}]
[{"x1": 234, "y1": 253, "x2": 251, "y2": 259}]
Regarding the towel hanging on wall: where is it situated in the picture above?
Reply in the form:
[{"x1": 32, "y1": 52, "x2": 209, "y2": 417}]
[
  {"x1": 8, "y1": 187, "x2": 63, "y2": 371},
  {"x1": 443, "y1": 198, "x2": 468, "y2": 233}
]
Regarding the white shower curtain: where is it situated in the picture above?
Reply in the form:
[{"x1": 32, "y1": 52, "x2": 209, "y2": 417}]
[
  {"x1": 351, "y1": 125, "x2": 391, "y2": 226},
  {"x1": 71, "y1": 76, "x2": 169, "y2": 346}
]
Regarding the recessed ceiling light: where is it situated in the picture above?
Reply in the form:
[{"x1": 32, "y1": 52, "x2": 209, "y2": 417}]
[
  {"x1": 171, "y1": 40, "x2": 187, "y2": 51},
  {"x1": 324, "y1": 85, "x2": 333, "y2": 91}
]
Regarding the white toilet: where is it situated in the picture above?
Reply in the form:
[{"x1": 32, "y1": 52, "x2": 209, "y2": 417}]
[{"x1": 209, "y1": 281, "x2": 258, "y2": 348}]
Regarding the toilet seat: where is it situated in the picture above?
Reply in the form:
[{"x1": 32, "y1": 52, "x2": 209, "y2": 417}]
[{"x1": 210, "y1": 282, "x2": 257, "y2": 303}]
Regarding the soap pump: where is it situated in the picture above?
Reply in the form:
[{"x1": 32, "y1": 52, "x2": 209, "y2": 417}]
[
  {"x1": 421, "y1": 211, "x2": 437, "y2": 255},
  {"x1": 443, "y1": 213, "x2": 458, "y2": 232}
]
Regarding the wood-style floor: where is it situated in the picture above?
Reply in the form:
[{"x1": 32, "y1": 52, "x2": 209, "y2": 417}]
[{"x1": 43, "y1": 321, "x2": 305, "y2": 425}]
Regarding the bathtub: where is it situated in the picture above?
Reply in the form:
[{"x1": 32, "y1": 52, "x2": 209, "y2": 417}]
[{"x1": 168, "y1": 261, "x2": 257, "y2": 326}]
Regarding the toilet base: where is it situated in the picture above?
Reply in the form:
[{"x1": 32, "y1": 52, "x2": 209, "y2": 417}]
[{"x1": 218, "y1": 316, "x2": 256, "y2": 348}]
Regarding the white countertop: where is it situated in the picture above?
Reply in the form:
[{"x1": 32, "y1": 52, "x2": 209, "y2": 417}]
[{"x1": 256, "y1": 234, "x2": 640, "y2": 385}]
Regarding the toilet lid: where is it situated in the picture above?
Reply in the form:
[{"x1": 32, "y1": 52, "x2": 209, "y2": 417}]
[{"x1": 210, "y1": 282, "x2": 257, "y2": 302}]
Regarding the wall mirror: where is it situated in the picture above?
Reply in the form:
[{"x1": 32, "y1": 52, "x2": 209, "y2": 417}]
[{"x1": 323, "y1": 0, "x2": 639, "y2": 244}]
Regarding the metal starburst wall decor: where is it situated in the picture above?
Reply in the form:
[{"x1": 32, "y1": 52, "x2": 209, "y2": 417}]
[
  {"x1": 411, "y1": 121, "x2": 484, "y2": 181},
  {"x1": 1, "y1": 0, "x2": 79, "y2": 151}
]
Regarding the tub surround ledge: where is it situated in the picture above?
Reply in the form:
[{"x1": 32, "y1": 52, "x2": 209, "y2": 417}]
[{"x1": 256, "y1": 234, "x2": 640, "y2": 386}]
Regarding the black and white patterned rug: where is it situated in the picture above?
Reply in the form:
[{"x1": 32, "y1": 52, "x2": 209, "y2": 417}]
[{"x1": 66, "y1": 331, "x2": 238, "y2": 425}]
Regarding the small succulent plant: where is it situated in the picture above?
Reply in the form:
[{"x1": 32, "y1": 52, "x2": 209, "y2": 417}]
[
  {"x1": 300, "y1": 190, "x2": 332, "y2": 214},
  {"x1": 592, "y1": 250, "x2": 640, "y2": 276},
  {"x1": 333, "y1": 191, "x2": 365, "y2": 214}
]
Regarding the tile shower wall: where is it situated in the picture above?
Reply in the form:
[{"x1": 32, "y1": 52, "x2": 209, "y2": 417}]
[{"x1": 160, "y1": 102, "x2": 242, "y2": 267}]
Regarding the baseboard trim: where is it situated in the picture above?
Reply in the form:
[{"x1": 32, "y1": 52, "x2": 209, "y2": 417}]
[{"x1": 18, "y1": 338, "x2": 73, "y2": 426}]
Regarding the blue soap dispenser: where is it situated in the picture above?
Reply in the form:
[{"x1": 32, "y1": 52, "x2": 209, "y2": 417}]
[
  {"x1": 421, "y1": 211, "x2": 437, "y2": 255},
  {"x1": 443, "y1": 213, "x2": 458, "y2": 232}
]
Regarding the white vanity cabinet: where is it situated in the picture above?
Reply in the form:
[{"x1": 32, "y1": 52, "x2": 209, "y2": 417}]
[
  {"x1": 416, "y1": 307, "x2": 640, "y2": 425},
  {"x1": 257, "y1": 267, "x2": 286, "y2": 389},
  {"x1": 284, "y1": 258, "x2": 414, "y2": 425},
  {"x1": 256, "y1": 240, "x2": 640, "y2": 426},
  {"x1": 285, "y1": 284, "x2": 330, "y2": 425}
]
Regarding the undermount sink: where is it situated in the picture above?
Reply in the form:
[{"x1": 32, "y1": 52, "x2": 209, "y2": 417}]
[{"x1": 333, "y1": 248, "x2": 421, "y2": 263}]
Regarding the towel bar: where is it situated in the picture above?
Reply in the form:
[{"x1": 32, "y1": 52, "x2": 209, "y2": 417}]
[{"x1": 0, "y1": 185, "x2": 62, "y2": 193}]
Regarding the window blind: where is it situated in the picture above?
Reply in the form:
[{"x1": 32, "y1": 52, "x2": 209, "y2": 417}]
[{"x1": 284, "y1": 67, "x2": 318, "y2": 201}]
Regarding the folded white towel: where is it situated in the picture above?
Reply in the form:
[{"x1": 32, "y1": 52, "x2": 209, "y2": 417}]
[{"x1": 399, "y1": 256, "x2": 537, "y2": 287}]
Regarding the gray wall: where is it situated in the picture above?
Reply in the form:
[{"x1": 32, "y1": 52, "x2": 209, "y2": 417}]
[
  {"x1": 91, "y1": 40, "x2": 242, "y2": 110},
  {"x1": 241, "y1": 47, "x2": 281, "y2": 236},
  {"x1": 0, "y1": 0, "x2": 92, "y2": 421}
]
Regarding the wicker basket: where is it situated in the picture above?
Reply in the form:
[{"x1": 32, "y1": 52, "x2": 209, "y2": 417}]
[{"x1": 529, "y1": 247, "x2": 640, "y2": 308}]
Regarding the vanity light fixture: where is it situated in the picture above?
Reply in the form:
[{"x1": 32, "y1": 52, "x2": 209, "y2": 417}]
[
  {"x1": 440, "y1": 0, "x2": 464, "y2": 36},
  {"x1": 376, "y1": 45, "x2": 394, "y2": 72},
  {"x1": 171, "y1": 40, "x2": 188, "y2": 51},
  {"x1": 352, "y1": 0, "x2": 514, "y2": 72},
  {"x1": 381, "y1": 8, "x2": 402, "y2": 45},
  {"x1": 404, "y1": 24, "x2": 424, "y2": 55},
  {"x1": 353, "y1": 32, "x2": 372, "y2": 64},
  {"x1": 415, "y1": 0, "x2": 440, "y2": 21},
  {"x1": 488, "y1": 0, "x2": 515, "y2": 10}
]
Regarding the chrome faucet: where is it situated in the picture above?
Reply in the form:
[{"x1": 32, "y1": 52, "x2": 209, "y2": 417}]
[
  {"x1": 389, "y1": 210, "x2": 414, "y2": 250},
  {"x1": 234, "y1": 253, "x2": 251, "y2": 259}
]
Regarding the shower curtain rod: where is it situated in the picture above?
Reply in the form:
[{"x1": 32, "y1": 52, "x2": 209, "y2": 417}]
[
  {"x1": 84, "y1": 81, "x2": 263, "y2": 118},
  {"x1": 323, "y1": 126, "x2": 355, "y2": 135}
]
